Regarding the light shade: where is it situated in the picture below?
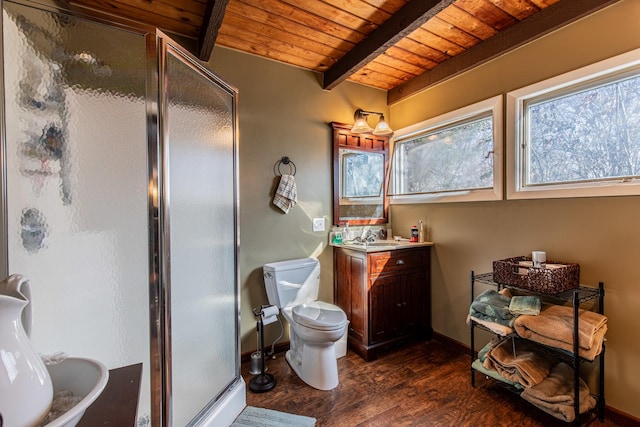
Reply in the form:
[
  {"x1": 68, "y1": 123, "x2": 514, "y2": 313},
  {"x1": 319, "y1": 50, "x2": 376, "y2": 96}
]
[
  {"x1": 350, "y1": 108, "x2": 393, "y2": 135},
  {"x1": 372, "y1": 115, "x2": 393, "y2": 136},
  {"x1": 351, "y1": 109, "x2": 373, "y2": 133}
]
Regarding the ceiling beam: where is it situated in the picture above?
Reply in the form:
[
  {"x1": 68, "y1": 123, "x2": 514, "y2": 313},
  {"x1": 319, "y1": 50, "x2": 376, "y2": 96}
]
[
  {"x1": 198, "y1": 0, "x2": 230, "y2": 62},
  {"x1": 322, "y1": 0, "x2": 454, "y2": 91},
  {"x1": 388, "y1": 0, "x2": 622, "y2": 105}
]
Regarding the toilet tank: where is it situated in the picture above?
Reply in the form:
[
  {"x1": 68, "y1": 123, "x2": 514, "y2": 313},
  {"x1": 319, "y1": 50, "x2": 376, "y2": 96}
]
[{"x1": 263, "y1": 258, "x2": 320, "y2": 308}]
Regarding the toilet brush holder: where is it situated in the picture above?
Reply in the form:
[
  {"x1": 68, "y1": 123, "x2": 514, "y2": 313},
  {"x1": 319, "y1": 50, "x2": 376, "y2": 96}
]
[{"x1": 249, "y1": 351, "x2": 267, "y2": 375}]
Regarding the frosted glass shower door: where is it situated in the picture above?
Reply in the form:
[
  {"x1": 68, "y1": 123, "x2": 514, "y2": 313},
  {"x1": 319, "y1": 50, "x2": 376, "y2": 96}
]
[
  {"x1": 1, "y1": 1, "x2": 151, "y2": 423},
  {"x1": 163, "y1": 43, "x2": 239, "y2": 426}
]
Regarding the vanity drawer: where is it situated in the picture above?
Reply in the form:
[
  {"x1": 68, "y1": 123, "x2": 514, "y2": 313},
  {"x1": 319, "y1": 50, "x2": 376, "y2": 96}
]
[{"x1": 368, "y1": 248, "x2": 428, "y2": 276}]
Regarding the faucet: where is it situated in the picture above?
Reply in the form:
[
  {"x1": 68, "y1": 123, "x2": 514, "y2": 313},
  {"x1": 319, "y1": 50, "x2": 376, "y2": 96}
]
[
  {"x1": 365, "y1": 229, "x2": 376, "y2": 242},
  {"x1": 353, "y1": 229, "x2": 376, "y2": 244}
]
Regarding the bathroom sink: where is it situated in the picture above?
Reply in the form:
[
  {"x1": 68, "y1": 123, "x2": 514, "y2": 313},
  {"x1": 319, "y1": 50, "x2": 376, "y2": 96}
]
[
  {"x1": 43, "y1": 357, "x2": 109, "y2": 427},
  {"x1": 342, "y1": 240, "x2": 404, "y2": 247},
  {"x1": 336, "y1": 240, "x2": 432, "y2": 252},
  {"x1": 366, "y1": 241, "x2": 405, "y2": 247}
]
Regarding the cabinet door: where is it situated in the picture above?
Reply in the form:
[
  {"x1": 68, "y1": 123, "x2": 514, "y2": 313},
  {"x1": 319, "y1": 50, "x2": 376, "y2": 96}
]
[
  {"x1": 371, "y1": 271, "x2": 428, "y2": 342},
  {"x1": 402, "y1": 270, "x2": 429, "y2": 333},
  {"x1": 370, "y1": 275, "x2": 403, "y2": 344},
  {"x1": 334, "y1": 249, "x2": 367, "y2": 343}
]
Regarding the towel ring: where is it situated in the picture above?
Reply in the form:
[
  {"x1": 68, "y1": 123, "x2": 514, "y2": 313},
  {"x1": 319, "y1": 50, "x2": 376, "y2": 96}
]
[{"x1": 277, "y1": 156, "x2": 296, "y2": 176}]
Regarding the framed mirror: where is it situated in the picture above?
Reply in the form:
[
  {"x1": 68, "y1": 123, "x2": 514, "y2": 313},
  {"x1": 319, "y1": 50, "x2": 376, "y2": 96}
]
[{"x1": 331, "y1": 122, "x2": 389, "y2": 226}]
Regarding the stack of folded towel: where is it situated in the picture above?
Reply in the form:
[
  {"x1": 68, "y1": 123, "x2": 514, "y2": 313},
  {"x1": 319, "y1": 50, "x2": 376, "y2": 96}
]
[
  {"x1": 483, "y1": 337, "x2": 555, "y2": 388},
  {"x1": 472, "y1": 339, "x2": 524, "y2": 389},
  {"x1": 468, "y1": 289, "x2": 543, "y2": 335},
  {"x1": 521, "y1": 362, "x2": 596, "y2": 422},
  {"x1": 514, "y1": 304, "x2": 607, "y2": 361},
  {"x1": 468, "y1": 289, "x2": 515, "y2": 335}
]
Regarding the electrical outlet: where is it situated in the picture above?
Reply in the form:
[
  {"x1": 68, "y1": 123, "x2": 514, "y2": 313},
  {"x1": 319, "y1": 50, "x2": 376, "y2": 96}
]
[{"x1": 312, "y1": 217, "x2": 325, "y2": 232}]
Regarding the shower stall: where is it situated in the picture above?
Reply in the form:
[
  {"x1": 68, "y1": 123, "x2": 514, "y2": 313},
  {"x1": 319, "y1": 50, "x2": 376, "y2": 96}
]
[{"x1": 0, "y1": 0, "x2": 243, "y2": 425}]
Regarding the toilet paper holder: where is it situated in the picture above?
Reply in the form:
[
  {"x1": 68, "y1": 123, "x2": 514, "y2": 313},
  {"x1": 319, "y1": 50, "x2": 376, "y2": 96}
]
[{"x1": 254, "y1": 304, "x2": 279, "y2": 325}]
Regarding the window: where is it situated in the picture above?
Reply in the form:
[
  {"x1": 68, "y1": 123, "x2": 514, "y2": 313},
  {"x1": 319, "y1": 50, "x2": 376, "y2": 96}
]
[
  {"x1": 390, "y1": 96, "x2": 503, "y2": 203},
  {"x1": 507, "y1": 48, "x2": 640, "y2": 199}
]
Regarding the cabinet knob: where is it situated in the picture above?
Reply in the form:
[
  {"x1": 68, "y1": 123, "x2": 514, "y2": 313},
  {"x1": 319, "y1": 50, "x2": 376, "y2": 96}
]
[{"x1": 396, "y1": 259, "x2": 405, "y2": 265}]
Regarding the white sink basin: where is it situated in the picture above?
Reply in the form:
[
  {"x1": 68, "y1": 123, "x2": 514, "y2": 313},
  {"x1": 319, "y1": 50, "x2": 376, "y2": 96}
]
[
  {"x1": 43, "y1": 357, "x2": 109, "y2": 427},
  {"x1": 366, "y1": 241, "x2": 405, "y2": 247}
]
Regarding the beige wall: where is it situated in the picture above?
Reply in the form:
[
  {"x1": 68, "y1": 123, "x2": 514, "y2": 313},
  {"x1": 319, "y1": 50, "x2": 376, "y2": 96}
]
[
  {"x1": 208, "y1": 48, "x2": 388, "y2": 354},
  {"x1": 389, "y1": 0, "x2": 640, "y2": 418}
]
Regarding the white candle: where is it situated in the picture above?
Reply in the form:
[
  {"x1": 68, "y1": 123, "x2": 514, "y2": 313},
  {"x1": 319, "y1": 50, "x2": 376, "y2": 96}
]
[{"x1": 532, "y1": 251, "x2": 546, "y2": 268}]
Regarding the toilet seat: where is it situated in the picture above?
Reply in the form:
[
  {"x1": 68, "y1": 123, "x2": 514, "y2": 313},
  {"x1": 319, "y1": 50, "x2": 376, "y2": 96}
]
[{"x1": 292, "y1": 301, "x2": 347, "y2": 331}]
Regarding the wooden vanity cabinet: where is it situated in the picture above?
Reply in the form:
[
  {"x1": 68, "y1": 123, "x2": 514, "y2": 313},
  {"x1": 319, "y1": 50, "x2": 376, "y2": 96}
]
[{"x1": 334, "y1": 246, "x2": 432, "y2": 361}]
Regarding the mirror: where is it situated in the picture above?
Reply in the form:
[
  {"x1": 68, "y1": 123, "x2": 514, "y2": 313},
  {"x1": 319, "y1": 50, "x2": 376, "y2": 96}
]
[{"x1": 331, "y1": 122, "x2": 389, "y2": 225}]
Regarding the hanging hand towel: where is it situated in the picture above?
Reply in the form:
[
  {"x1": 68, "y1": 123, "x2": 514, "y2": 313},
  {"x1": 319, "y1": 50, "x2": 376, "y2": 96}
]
[{"x1": 273, "y1": 174, "x2": 297, "y2": 213}]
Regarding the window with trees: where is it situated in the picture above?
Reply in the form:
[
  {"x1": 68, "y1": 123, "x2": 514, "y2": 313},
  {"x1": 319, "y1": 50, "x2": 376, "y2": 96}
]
[
  {"x1": 389, "y1": 96, "x2": 503, "y2": 203},
  {"x1": 507, "y1": 48, "x2": 640, "y2": 199}
]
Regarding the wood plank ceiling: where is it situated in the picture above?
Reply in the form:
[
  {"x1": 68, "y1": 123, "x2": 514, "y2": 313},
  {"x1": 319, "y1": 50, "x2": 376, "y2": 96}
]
[{"x1": 67, "y1": 0, "x2": 619, "y2": 103}]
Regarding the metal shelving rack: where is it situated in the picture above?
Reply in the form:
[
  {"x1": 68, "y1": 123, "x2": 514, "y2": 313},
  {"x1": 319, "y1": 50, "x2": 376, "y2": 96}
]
[{"x1": 470, "y1": 271, "x2": 605, "y2": 426}]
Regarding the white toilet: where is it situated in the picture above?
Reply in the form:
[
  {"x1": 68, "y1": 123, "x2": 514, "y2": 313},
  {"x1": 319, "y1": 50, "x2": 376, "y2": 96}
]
[{"x1": 263, "y1": 257, "x2": 348, "y2": 390}]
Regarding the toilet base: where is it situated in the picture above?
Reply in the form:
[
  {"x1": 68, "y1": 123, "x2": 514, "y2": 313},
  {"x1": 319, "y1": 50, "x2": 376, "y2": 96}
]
[{"x1": 285, "y1": 342, "x2": 339, "y2": 391}]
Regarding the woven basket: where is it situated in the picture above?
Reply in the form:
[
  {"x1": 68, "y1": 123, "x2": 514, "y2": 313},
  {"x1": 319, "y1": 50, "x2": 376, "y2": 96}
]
[{"x1": 492, "y1": 256, "x2": 580, "y2": 294}]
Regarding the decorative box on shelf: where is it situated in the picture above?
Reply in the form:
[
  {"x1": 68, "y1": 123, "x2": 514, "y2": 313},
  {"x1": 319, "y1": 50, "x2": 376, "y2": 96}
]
[{"x1": 492, "y1": 256, "x2": 580, "y2": 294}]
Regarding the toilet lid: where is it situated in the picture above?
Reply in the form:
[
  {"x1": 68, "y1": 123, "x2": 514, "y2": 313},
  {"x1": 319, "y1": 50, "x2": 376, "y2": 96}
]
[{"x1": 292, "y1": 301, "x2": 347, "y2": 331}]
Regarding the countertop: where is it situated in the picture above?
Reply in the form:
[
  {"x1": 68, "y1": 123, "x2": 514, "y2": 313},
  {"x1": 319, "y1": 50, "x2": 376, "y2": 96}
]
[{"x1": 330, "y1": 240, "x2": 434, "y2": 252}]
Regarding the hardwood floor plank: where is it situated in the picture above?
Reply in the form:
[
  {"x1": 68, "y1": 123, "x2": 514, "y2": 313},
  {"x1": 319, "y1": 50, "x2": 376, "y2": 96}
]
[{"x1": 242, "y1": 340, "x2": 625, "y2": 426}]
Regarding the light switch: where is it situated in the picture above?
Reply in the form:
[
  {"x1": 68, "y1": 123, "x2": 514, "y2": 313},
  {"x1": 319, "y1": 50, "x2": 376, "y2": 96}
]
[{"x1": 312, "y1": 217, "x2": 325, "y2": 232}]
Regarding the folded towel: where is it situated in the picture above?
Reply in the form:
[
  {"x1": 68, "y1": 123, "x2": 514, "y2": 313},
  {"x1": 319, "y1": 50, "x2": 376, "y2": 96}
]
[
  {"x1": 472, "y1": 359, "x2": 524, "y2": 390},
  {"x1": 478, "y1": 337, "x2": 503, "y2": 362},
  {"x1": 470, "y1": 289, "x2": 514, "y2": 327},
  {"x1": 272, "y1": 174, "x2": 297, "y2": 213},
  {"x1": 477, "y1": 340, "x2": 494, "y2": 362},
  {"x1": 514, "y1": 304, "x2": 607, "y2": 361},
  {"x1": 521, "y1": 362, "x2": 596, "y2": 422},
  {"x1": 467, "y1": 314, "x2": 514, "y2": 336},
  {"x1": 509, "y1": 295, "x2": 541, "y2": 316},
  {"x1": 483, "y1": 338, "x2": 554, "y2": 388}
]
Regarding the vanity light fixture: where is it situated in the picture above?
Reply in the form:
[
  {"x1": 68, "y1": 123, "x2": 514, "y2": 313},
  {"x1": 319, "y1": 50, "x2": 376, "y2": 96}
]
[{"x1": 351, "y1": 109, "x2": 394, "y2": 136}]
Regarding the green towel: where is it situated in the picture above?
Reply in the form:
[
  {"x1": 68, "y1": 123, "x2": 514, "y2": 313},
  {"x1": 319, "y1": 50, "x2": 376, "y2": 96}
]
[
  {"x1": 509, "y1": 295, "x2": 541, "y2": 316},
  {"x1": 470, "y1": 289, "x2": 514, "y2": 326},
  {"x1": 472, "y1": 359, "x2": 524, "y2": 390}
]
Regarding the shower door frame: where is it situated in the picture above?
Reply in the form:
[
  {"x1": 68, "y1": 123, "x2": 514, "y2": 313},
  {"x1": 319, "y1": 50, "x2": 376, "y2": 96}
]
[
  {"x1": 0, "y1": 1, "x2": 244, "y2": 425},
  {"x1": 153, "y1": 31, "x2": 243, "y2": 427}
]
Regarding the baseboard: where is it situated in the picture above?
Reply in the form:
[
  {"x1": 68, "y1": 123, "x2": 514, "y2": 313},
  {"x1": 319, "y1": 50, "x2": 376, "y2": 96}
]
[
  {"x1": 605, "y1": 406, "x2": 640, "y2": 427},
  {"x1": 431, "y1": 331, "x2": 640, "y2": 426},
  {"x1": 241, "y1": 341, "x2": 289, "y2": 363},
  {"x1": 432, "y1": 331, "x2": 470, "y2": 355}
]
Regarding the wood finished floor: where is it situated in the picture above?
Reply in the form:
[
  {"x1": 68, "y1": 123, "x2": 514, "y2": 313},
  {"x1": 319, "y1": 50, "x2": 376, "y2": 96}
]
[{"x1": 242, "y1": 339, "x2": 622, "y2": 427}]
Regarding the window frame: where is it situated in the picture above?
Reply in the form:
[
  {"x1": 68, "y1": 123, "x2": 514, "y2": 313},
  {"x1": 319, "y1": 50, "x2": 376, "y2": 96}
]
[
  {"x1": 389, "y1": 95, "x2": 503, "y2": 204},
  {"x1": 506, "y1": 47, "x2": 640, "y2": 200}
]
